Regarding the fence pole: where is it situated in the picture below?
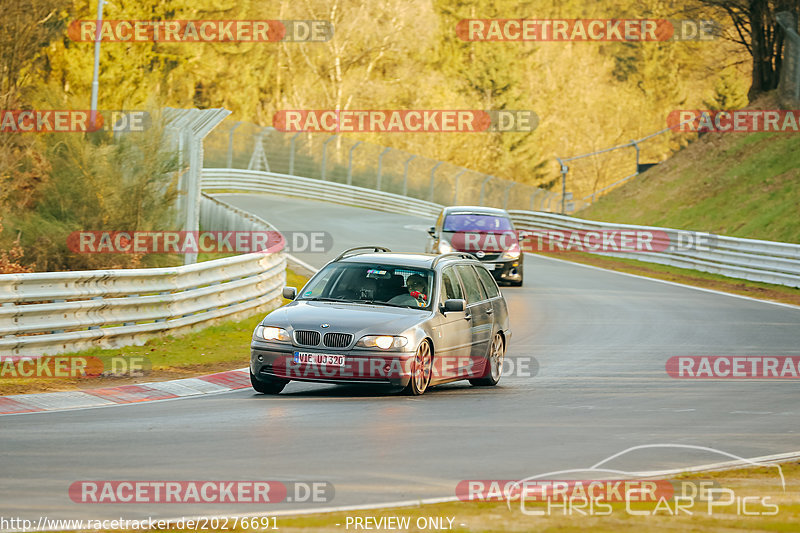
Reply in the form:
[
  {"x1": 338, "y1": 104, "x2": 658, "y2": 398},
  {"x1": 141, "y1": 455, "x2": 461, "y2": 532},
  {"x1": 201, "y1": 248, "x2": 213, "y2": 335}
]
[
  {"x1": 452, "y1": 169, "x2": 466, "y2": 205},
  {"x1": 429, "y1": 162, "x2": 443, "y2": 202},
  {"x1": 479, "y1": 175, "x2": 493, "y2": 206},
  {"x1": 289, "y1": 132, "x2": 301, "y2": 175},
  {"x1": 347, "y1": 141, "x2": 362, "y2": 185},
  {"x1": 557, "y1": 158, "x2": 568, "y2": 214},
  {"x1": 226, "y1": 122, "x2": 241, "y2": 168},
  {"x1": 376, "y1": 147, "x2": 391, "y2": 190},
  {"x1": 402, "y1": 155, "x2": 416, "y2": 196},
  {"x1": 321, "y1": 135, "x2": 337, "y2": 181},
  {"x1": 530, "y1": 189, "x2": 543, "y2": 211},
  {"x1": 631, "y1": 140, "x2": 640, "y2": 173},
  {"x1": 503, "y1": 182, "x2": 515, "y2": 210}
]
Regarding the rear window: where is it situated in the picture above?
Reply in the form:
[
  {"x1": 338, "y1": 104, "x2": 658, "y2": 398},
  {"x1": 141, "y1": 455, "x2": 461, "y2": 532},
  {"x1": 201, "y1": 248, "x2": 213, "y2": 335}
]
[{"x1": 443, "y1": 213, "x2": 513, "y2": 232}]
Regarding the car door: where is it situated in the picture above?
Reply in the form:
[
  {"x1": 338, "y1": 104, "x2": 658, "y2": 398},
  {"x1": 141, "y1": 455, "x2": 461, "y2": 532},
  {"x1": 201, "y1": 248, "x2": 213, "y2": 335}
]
[
  {"x1": 431, "y1": 265, "x2": 472, "y2": 381},
  {"x1": 474, "y1": 264, "x2": 503, "y2": 319},
  {"x1": 454, "y1": 264, "x2": 493, "y2": 377},
  {"x1": 427, "y1": 210, "x2": 444, "y2": 253}
]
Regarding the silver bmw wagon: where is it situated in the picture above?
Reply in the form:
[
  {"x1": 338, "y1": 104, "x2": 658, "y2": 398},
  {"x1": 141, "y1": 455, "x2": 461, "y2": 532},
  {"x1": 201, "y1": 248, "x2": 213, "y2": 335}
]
[{"x1": 250, "y1": 247, "x2": 511, "y2": 395}]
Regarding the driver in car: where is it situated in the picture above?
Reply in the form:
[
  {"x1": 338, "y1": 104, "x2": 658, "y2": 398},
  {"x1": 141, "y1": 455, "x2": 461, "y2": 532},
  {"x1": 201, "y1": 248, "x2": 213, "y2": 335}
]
[{"x1": 388, "y1": 274, "x2": 428, "y2": 307}]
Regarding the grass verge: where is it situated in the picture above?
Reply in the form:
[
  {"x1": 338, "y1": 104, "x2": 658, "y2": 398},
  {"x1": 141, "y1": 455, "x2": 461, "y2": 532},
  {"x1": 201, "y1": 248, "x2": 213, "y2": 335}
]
[
  {"x1": 68, "y1": 460, "x2": 799, "y2": 532},
  {"x1": 0, "y1": 267, "x2": 308, "y2": 396},
  {"x1": 578, "y1": 93, "x2": 800, "y2": 244}
]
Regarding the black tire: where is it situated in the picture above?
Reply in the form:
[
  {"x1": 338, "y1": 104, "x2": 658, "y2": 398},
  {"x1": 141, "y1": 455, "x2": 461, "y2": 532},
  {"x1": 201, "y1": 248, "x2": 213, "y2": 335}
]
[
  {"x1": 404, "y1": 340, "x2": 433, "y2": 396},
  {"x1": 250, "y1": 370, "x2": 288, "y2": 394},
  {"x1": 470, "y1": 332, "x2": 505, "y2": 386}
]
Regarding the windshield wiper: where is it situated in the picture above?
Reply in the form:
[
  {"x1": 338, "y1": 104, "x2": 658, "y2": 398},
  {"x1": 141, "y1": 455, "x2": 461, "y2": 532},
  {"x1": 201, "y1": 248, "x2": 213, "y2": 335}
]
[{"x1": 351, "y1": 299, "x2": 416, "y2": 308}]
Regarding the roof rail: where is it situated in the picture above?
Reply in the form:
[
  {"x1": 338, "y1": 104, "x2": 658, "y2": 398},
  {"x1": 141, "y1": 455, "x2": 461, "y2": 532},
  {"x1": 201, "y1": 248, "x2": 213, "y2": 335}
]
[
  {"x1": 334, "y1": 246, "x2": 392, "y2": 261},
  {"x1": 431, "y1": 252, "x2": 477, "y2": 267}
]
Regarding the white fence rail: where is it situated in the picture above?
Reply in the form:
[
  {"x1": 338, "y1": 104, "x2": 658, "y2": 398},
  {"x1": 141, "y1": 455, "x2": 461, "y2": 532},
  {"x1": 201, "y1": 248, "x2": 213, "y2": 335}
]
[
  {"x1": 203, "y1": 168, "x2": 442, "y2": 218},
  {"x1": 201, "y1": 168, "x2": 800, "y2": 289},
  {"x1": 0, "y1": 194, "x2": 286, "y2": 358},
  {"x1": 508, "y1": 211, "x2": 800, "y2": 289}
]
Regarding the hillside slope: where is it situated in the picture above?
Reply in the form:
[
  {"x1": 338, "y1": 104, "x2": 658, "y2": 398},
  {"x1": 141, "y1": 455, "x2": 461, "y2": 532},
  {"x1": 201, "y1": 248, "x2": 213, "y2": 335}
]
[{"x1": 578, "y1": 95, "x2": 800, "y2": 244}]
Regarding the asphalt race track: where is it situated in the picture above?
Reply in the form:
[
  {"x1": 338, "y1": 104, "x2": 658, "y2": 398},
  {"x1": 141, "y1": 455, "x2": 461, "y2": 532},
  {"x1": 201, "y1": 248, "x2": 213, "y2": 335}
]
[{"x1": 1, "y1": 193, "x2": 798, "y2": 520}]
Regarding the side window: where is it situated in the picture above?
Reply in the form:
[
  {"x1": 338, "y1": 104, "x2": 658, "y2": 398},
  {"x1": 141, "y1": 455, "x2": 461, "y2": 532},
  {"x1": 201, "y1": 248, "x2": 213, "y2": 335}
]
[
  {"x1": 455, "y1": 265, "x2": 486, "y2": 304},
  {"x1": 475, "y1": 266, "x2": 500, "y2": 298},
  {"x1": 440, "y1": 267, "x2": 463, "y2": 302}
]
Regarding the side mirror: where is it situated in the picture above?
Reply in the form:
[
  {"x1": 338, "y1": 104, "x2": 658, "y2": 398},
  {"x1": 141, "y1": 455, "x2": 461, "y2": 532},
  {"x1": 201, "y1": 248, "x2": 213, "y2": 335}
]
[
  {"x1": 282, "y1": 287, "x2": 297, "y2": 300},
  {"x1": 517, "y1": 230, "x2": 531, "y2": 240},
  {"x1": 427, "y1": 226, "x2": 436, "y2": 237},
  {"x1": 442, "y1": 298, "x2": 466, "y2": 313}
]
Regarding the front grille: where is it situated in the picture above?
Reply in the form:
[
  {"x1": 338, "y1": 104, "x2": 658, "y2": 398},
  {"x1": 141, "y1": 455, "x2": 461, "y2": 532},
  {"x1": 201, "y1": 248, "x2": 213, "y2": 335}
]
[
  {"x1": 479, "y1": 253, "x2": 502, "y2": 261},
  {"x1": 323, "y1": 332, "x2": 352, "y2": 348},
  {"x1": 295, "y1": 330, "x2": 321, "y2": 346}
]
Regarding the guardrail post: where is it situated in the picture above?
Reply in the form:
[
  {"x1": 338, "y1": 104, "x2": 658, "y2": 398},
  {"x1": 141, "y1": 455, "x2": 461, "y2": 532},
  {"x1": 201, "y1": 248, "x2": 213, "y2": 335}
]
[
  {"x1": 429, "y1": 162, "x2": 443, "y2": 202},
  {"x1": 226, "y1": 122, "x2": 241, "y2": 168},
  {"x1": 557, "y1": 158, "x2": 568, "y2": 214},
  {"x1": 321, "y1": 135, "x2": 337, "y2": 181},
  {"x1": 347, "y1": 141, "x2": 362, "y2": 185},
  {"x1": 289, "y1": 132, "x2": 301, "y2": 175},
  {"x1": 376, "y1": 147, "x2": 391, "y2": 190},
  {"x1": 402, "y1": 155, "x2": 416, "y2": 196},
  {"x1": 479, "y1": 175, "x2": 494, "y2": 206},
  {"x1": 452, "y1": 169, "x2": 466, "y2": 205},
  {"x1": 631, "y1": 139, "x2": 640, "y2": 174}
]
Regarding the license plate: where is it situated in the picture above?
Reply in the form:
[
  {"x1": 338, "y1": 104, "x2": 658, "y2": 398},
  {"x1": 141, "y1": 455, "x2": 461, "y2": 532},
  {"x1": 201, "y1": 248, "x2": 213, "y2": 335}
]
[
  {"x1": 484, "y1": 263, "x2": 496, "y2": 270},
  {"x1": 293, "y1": 351, "x2": 345, "y2": 366}
]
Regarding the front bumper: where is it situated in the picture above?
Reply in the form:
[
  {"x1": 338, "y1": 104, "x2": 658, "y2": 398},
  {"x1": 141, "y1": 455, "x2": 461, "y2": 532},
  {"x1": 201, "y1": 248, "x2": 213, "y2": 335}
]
[
  {"x1": 483, "y1": 258, "x2": 522, "y2": 283},
  {"x1": 250, "y1": 341, "x2": 415, "y2": 387}
]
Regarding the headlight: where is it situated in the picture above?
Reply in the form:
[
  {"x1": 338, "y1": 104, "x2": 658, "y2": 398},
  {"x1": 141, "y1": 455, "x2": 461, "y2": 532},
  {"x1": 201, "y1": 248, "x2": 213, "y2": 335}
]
[
  {"x1": 254, "y1": 325, "x2": 290, "y2": 342},
  {"x1": 438, "y1": 240, "x2": 454, "y2": 254},
  {"x1": 500, "y1": 243, "x2": 521, "y2": 260},
  {"x1": 356, "y1": 335, "x2": 409, "y2": 350}
]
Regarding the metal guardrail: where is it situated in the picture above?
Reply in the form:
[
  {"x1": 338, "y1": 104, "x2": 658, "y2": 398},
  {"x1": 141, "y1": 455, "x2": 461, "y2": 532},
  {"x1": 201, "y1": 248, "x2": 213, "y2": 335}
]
[
  {"x1": 201, "y1": 168, "x2": 800, "y2": 289},
  {"x1": 202, "y1": 168, "x2": 443, "y2": 218},
  {"x1": 0, "y1": 194, "x2": 286, "y2": 358},
  {"x1": 508, "y1": 211, "x2": 800, "y2": 289}
]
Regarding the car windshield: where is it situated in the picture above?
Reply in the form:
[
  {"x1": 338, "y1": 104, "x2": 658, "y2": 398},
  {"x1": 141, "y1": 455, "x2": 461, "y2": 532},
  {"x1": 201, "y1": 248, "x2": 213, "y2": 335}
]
[
  {"x1": 298, "y1": 263, "x2": 435, "y2": 309},
  {"x1": 443, "y1": 213, "x2": 513, "y2": 232}
]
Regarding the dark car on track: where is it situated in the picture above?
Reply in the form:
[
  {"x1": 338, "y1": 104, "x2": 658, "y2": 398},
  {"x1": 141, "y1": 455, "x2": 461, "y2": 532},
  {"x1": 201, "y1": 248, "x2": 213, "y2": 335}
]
[
  {"x1": 250, "y1": 247, "x2": 511, "y2": 396},
  {"x1": 426, "y1": 206, "x2": 525, "y2": 286}
]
